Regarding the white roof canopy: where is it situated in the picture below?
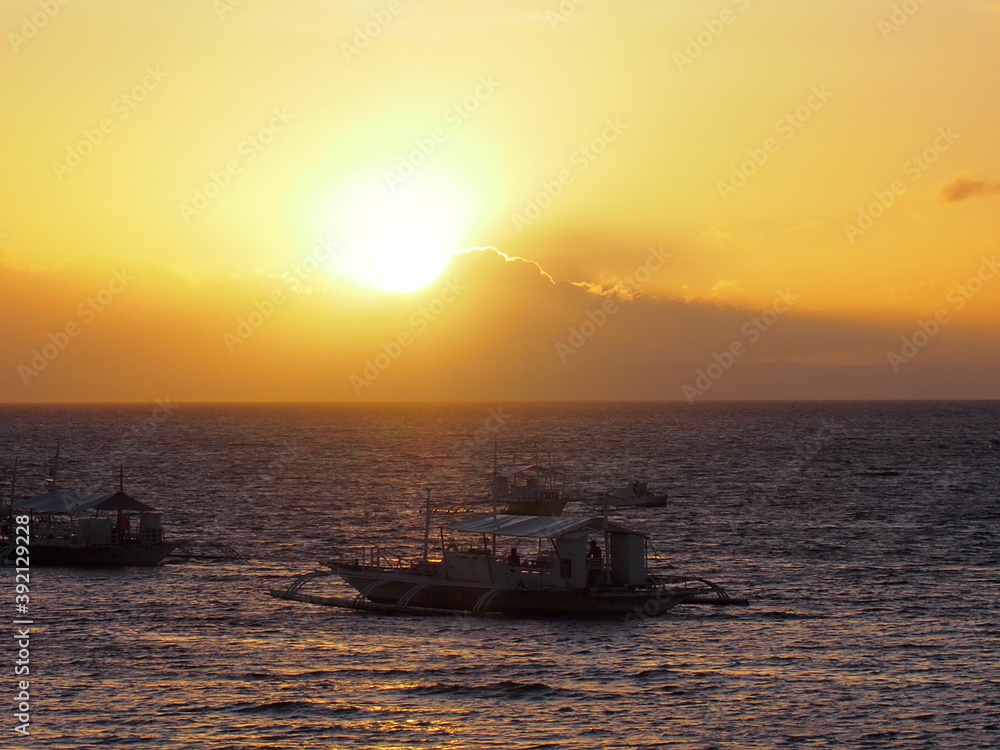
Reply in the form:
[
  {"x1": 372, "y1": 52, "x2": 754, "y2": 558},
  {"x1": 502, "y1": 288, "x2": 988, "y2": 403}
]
[
  {"x1": 447, "y1": 514, "x2": 634, "y2": 539},
  {"x1": 15, "y1": 490, "x2": 104, "y2": 514},
  {"x1": 15, "y1": 490, "x2": 157, "y2": 514}
]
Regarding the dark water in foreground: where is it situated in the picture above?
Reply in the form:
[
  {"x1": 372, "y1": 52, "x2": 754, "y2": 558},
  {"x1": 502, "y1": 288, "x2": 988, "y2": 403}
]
[{"x1": 2, "y1": 401, "x2": 999, "y2": 749}]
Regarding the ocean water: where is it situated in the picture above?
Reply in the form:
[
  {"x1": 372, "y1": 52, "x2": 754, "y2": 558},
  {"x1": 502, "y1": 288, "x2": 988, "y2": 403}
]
[{"x1": 2, "y1": 401, "x2": 999, "y2": 749}]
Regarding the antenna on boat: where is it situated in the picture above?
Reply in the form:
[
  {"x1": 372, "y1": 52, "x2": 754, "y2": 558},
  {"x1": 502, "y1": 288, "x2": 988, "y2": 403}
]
[
  {"x1": 491, "y1": 437, "x2": 499, "y2": 519},
  {"x1": 119, "y1": 464, "x2": 125, "y2": 493},
  {"x1": 6, "y1": 456, "x2": 16, "y2": 515},
  {"x1": 422, "y1": 488, "x2": 432, "y2": 563},
  {"x1": 46, "y1": 440, "x2": 61, "y2": 488},
  {"x1": 601, "y1": 495, "x2": 611, "y2": 586}
]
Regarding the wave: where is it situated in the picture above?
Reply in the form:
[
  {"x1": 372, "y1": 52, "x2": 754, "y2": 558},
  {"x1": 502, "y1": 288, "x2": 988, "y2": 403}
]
[
  {"x1": 231, "y1": 700, "x2": 326, "y2": 715},
  {"x1": 388, "y1": 680, "x2": 579, "y2": 699}
]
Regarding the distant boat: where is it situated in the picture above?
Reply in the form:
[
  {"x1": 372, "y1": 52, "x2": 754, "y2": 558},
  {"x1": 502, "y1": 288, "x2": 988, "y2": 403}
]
[
  {"x1": 270, "y1": 494, "x2": 747, "y2": 617},
  {"x1": 481, "y1": 441, "x2": 577, "y2": 516},
  {"x1": 3, "y1": 477, "x2": 182, "y2": 567},
  {"x1": 491, "y1": 464, "x2": 569, "y2": 516},
  {"x1": 595, "y1": 480, "x2": 668, "y2": 509}
]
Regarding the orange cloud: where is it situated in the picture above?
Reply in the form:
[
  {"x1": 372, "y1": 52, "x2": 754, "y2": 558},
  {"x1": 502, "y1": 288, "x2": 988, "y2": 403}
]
[
  {"x1": 2, "y1": 248, "x2": 998, "y2": 403},
  {"x1": 942, "y1": 172, "x2": 1000, "y2": 202}
]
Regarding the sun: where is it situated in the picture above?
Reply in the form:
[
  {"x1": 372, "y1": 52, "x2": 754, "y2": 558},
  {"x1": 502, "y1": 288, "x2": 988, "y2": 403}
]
[
  {"x1": 314, "y1": 171, "x2": 474, "y2": 293},
  {"x1": 364, "y1": 206, "x2": 453, "y2": 293}
]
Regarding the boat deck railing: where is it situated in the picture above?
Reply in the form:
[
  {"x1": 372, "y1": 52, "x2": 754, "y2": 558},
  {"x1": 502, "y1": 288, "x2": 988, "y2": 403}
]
[{"x1": 340, "y1": 545, "x2": 415, "y2": 571}]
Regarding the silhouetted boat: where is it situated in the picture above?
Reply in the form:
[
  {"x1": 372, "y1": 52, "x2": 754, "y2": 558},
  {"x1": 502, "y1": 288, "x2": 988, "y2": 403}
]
[
  {"x1": 270, "y1": 496, "x2": 746, "y2": 617},
  {"x1": 492, "y1": 464, "x2": 570, "y2": 516},
  {"x1": 595, "y1": 480, "x2": 669, "y2": 509},
  {"x1": 2, "y1": 477, "x2": 182, "y2": 567}
]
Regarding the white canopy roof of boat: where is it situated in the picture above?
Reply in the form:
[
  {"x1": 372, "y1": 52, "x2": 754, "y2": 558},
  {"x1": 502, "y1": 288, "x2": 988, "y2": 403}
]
[
  {"x1": 14, "y1": 489, "x2": 101, "y2": 513},
  {"x1": 447, "y1": 514, "x2": 635, "y2": 539},
  {"x1": 15, "y1": 490, "x2": 157, "y2": 514}
]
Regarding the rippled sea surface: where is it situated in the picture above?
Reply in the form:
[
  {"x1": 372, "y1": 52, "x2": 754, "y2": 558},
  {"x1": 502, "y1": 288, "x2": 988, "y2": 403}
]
[{"x1": 2, "y1": 402, "x2": 999, "y2": 749}]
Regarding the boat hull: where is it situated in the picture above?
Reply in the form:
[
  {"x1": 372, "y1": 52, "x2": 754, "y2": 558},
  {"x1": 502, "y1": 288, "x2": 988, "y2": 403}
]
[
  {"x1": 502, "y1": 498, "x2": 568, "y2": 516},
  {"x1": 20, "y1": 541, "x2": 182, "y2": 567},
  {"x1": 337, "y1": 566, "x2": 694, "y2": 616},
  {"x1": 598, "y1": 493, "x2": 668, "y2": 509}
]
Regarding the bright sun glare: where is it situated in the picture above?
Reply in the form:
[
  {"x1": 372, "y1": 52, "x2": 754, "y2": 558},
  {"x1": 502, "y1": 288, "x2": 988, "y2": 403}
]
[{"x1": 316, "y1": 173, "x2": 474, "y2": 293}]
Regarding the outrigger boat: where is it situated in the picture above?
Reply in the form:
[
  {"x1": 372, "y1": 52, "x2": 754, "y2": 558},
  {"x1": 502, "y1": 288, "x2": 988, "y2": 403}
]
[
  {"x1": 1, "y1": 467, "x2": 182, "y2": 567},
  {"x1": 483, "y1": 442, "x2": 579, "y2": 517},
  {"x1": 595, "y1": 480, "x2": 669, "y2": 509},
  {"x1": 491, "y1": 464, "x2": 570, "y2": 516},
  {"x1": 270, "y1": 494, "x2": 747, "y2": 617}
]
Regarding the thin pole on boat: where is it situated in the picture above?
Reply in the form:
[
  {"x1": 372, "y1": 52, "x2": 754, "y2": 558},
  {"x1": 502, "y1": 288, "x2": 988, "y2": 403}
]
[
  {"x1": 5, "y1": 456, "x2": 16, "y2": 517},
  {"x1": 491, "y1": 438, "x2": 498, "y2": 556},
  {"x1": 48, "y1": 440, "x2": 61, "y2": 487},
  {"x1": 117, "y1": 464, "x2": 126, "y2": 540},
  {"x1": 491, "y1": 437, "x2": 499, "y2": 524},
  {"x1": 602, "y1": 495, "x2": 611, "y2": 585},
  {"x1": 422, "y1": 488, "x2": 432, "y2": 563}
]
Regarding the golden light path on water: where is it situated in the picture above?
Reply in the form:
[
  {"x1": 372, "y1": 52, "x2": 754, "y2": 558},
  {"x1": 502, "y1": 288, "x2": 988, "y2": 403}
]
[{"x1": 7, "y1": 401, "x2": 999, "y2": 748}]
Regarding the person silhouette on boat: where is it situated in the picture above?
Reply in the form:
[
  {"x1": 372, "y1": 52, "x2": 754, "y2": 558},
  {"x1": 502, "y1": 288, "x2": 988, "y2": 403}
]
[
  {"x1": 117, "y1": 514, "x2": 131, "y2": 542},
  {"x1": 507, "y1": 547, "x2": 520, "y2": 566},
  {"x1": 586, "y1": 540, "x2": 603, "y2": 585}
]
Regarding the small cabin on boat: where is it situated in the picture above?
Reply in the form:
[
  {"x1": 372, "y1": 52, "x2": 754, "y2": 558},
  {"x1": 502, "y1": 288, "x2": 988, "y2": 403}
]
[
  {"x1": 443, "y1": 514, "x2": 649, "y2": 589},
  {"x1": 15, "y1": 489, "x2": 165, "y2": 545}
]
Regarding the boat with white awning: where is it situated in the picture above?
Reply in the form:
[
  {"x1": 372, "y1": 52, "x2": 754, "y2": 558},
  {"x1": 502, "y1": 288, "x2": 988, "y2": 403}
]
[
  {"x1": 269, "y1": 496, "x2": 747, "y2": 617},
  {"x1": 3, "y1": 480, "x2": 182, "y2": 567}
]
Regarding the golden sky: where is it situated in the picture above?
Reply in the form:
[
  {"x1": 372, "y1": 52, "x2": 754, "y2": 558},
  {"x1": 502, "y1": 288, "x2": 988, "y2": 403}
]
[{"x1": 2, "y1": 0, "x2": 999, "y2": 401}]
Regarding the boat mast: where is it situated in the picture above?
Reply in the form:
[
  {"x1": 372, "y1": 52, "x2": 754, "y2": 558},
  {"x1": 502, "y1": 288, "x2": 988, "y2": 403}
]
[
  {"x1": 117, "y1": 464, "x2": 126, "y2": 536},
  {"x1": 6, "y1": 456, "x2": 16, "y2": 517},
  {"x1": 491, "y1": 437, "x2": 498, "y2": 519},
  {"x1": 422, "y1": 488, "x2": 432, "y2": 562},
  {"x1": 602, "y1": 495, "x2": 611, "y2": 585},
  {"x1": 491, "y1": 437, "x2": 498, "y2": 556},
  {"x1": 47, "y1": 440, "x2": 61, "y2": 488}
]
